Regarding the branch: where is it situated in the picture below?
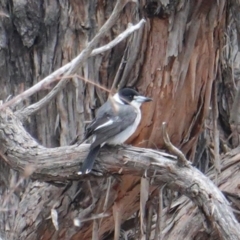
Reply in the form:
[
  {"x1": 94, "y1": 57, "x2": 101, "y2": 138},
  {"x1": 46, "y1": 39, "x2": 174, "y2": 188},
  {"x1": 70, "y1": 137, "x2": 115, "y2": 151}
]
[
  {"x1": 91, "y1": 20, "x2": 146, "y2": 57},
  {"x1": 162, "y1": 122, "x2": 190, "y2": 166},
  {"x1": 15, "y1": 19, "x2": 145, "y2": 119},
  {"x1": 212, "y1": 80, "x2": 221, "y2": 175},
  {"x1": 0, "y1": 0, "x2": 139, "y2": 113},
  {"x1": 0, "y1": 109, "x2": 240, "y2": 239}
]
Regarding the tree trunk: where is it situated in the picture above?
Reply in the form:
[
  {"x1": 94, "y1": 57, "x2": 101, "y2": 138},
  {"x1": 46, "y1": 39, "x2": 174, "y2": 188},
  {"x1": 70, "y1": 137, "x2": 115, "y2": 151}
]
[{"x1": 1, "y1": 0, "x2": 240, "y2": 239}]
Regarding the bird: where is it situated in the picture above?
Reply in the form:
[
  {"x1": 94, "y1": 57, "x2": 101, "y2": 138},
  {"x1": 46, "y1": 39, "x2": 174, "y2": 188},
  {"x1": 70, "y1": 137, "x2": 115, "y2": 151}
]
[{"x1": 78, "y1": 87, "x2": 152, "y2": 175}]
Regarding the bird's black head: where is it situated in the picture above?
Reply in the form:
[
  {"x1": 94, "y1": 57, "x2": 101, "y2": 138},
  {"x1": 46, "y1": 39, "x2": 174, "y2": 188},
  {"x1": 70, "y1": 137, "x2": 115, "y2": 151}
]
[
  {"x1": 117, "y1": 88, "x2": 152, "y2": 105},
  {"x1": 118, "y1": 88, "x2": 140, "y2": 104}
]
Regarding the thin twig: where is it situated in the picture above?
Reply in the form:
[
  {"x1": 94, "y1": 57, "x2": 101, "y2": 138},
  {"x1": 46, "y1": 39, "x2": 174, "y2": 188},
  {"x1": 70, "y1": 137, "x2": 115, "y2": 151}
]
[
  {"x1": 154, "y1": 184, "x2": 166, "y2": 240},
  {"x1": 99, "y1": 177, "x2": 112, "y2": 228},
  {"x1": 158, "y1": 185, "x2": 164, "y2": 240},
  {"x1": 15, "y1": 19, "x2": 145, "y2": 119},
  {"x1": 87, "y1": 180, "x2": 95, "y2": 202},
  {"x1": 91, "y1": 20, "x2": 145, "y2": 57},
  {"x1": 92, "y1": 219, "x2": 99, "y2": 240},
  {"x1": 212, "y1": 80, "x2": 221, "y2": 179},
  {"x1": 146, "y1": 203, "x2": 153, "y2": 240},
  {"x1": 162, "y1": 122, "x2": 190, "y2": 166},
  {"x1": 3, "y1": 20, "x2": 144, "y2": 118},
  {"x1": 113, "y1": 202, "x2": 122, "y2": 240},
  {"x1": 140, "y1": 177, "x2": 149, "y2": 236},
  {"x1": 103, "y1": 177, "x2": 112, "y2": 212}
]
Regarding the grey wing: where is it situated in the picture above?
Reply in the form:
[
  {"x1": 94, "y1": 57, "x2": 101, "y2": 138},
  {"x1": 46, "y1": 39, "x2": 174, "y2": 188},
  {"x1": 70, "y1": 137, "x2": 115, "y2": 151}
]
[
  {"x1": 84, "y1": 100, "x2": 116, "y2": 139},
  {"x1": 90, "y1": 104, "x2": 137, "y2": 149}
]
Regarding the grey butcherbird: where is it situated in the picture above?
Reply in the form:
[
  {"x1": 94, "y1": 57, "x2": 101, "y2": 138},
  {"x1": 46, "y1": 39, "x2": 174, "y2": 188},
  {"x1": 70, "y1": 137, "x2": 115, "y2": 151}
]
[{"x1": 78, "y1": 88, "x2": 152, "y2": 175}]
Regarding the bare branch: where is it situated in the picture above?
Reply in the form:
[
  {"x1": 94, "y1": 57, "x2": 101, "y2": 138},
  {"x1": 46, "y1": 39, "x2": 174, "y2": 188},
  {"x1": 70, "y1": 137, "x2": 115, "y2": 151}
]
[
  {"x1": 92, "y1": 219, "x2": 99, "y2": 240},
  {"x1": 212, "y1": 80, "x2": 221, "y2": 178},
  {"x1": 140, "y1": 177, "x2": 149, "y2": 236},
  {"x1": 0, "y1": 109, "x2": 240, "y2": 239},
  {"x1": 162, "y1": 122, "x2": 190, "y2": 166},
  {"x1": 0, "y1": 11, "x2": 146, "y2": 117},
  {"x1": 113, "y1": 202, "x2": 122, "y2": 240},
  {"x1": 91, "y1": 20, "x2": 146, "y2": 57},
  {"x1": 154, "y1": 184, "x2": 165, "y2": 240},
  {"x1": 0, "y1": 0, "x2": 140, "y2": 113},
  {"x1": 15, "y1": 20, "x2": 145, "y2": 120}
]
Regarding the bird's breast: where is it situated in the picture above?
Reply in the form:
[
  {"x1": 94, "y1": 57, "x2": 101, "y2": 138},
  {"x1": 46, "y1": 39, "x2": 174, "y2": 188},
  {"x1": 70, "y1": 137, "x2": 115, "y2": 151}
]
[{"x1": 106, "y1": 109, "x2": 141, "y2": 145}]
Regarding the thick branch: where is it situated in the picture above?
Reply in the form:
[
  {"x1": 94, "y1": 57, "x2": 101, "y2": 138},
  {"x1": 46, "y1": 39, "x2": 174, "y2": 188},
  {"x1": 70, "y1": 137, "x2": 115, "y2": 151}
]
[{"x1": 0, "y1": 109, "x2": 239, "y2": 239}]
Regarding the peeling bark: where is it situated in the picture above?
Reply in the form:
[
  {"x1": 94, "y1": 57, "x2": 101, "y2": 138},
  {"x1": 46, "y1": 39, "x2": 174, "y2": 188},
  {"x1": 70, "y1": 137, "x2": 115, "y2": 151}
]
[{"x1": 1, "y1": 0, "x2": 240, "y2": 240}]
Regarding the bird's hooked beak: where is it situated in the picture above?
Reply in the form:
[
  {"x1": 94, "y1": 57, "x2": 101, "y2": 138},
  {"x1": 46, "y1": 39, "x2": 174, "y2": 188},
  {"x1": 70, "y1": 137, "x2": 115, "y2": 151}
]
[{"x1": 134, "y1": 95, "x2": 152, "y2": 103}]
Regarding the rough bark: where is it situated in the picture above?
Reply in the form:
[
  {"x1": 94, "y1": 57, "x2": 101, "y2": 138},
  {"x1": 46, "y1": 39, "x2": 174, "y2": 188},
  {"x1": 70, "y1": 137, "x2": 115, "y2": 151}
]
[
  {"x1": 1, "y1": 0, "x2": 240, "y2": 240},
  {"x1": 0, "y1": 108, "x2": 240, "y2": 239}
]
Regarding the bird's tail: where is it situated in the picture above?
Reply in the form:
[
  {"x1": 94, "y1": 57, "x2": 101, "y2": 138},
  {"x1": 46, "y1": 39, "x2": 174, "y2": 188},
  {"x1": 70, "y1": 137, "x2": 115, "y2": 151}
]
[{"x1": 78, "y1": 145, "x2": 101, "y2": 175}]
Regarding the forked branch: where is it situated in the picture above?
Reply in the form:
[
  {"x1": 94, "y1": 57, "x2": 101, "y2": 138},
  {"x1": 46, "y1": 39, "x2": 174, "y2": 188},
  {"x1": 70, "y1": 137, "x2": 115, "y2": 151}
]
[
  {"x1": 0, "y1": 0, "x2": 145, "y2": 117},
  {"x1": 0, "y1": 109, "x2": 239, "y2": 240}
]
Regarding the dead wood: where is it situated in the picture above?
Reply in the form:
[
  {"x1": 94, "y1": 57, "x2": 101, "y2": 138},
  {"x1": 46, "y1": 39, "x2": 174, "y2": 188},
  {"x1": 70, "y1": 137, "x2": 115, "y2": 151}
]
[{"x1": 0, "y1": 108, "x2": 239, "y2": 239}]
